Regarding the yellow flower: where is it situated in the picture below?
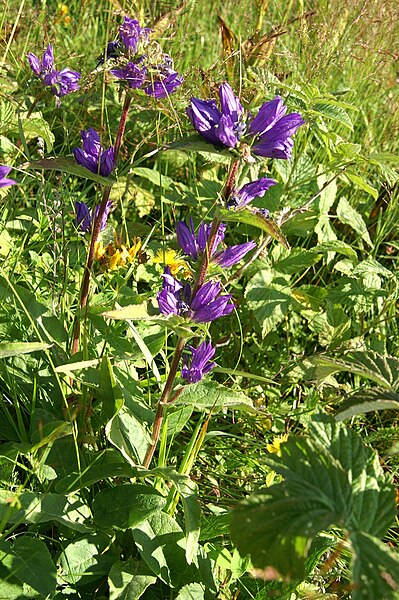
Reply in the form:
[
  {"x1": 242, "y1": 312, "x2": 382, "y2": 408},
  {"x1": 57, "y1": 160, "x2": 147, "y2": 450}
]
[
  {"x1": 152, "y1": 249, "x2": 191, "y2": 278},
  {"x1": 266, "y1": 433, "x2": 288, "y2": 456},
  {"x1": 94, "y1": 237, "x2": 143, "y2": 271},
  {"x1": 58, "y1": 3, "x2": 68, "y2": 15}
]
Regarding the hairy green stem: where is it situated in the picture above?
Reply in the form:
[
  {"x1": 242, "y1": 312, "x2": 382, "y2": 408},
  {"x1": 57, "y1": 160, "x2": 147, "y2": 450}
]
[{"x1": 71, "y1": 93, "x2": 132, "y2": 355}]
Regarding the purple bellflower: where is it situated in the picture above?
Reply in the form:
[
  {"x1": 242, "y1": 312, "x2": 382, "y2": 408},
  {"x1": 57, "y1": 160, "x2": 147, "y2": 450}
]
[
  {"x1": 182, "y1": 341, "x2": 216, "y2": 383},
  {"x1": 157, "y1": 267, "x2": 234, "y2": 323},
  {"x1": 144, "y1": 71, "x2": 184, "y2": 99},
  {"x1": 186, "y1": 83, "x2": 244, "y2": 148},
  {"x1": 75, "y1": 200, "x2": 112, "y2": 233},
  {"x1": 176, "y1": 219, "x2": 256, "y2": 268},
  {"x1": 187, "y1": 83, "x2": 304, "y2": 159},
  {"x1": 248, "y1": 96, "x2": 305, "y2": 159},
  {"x1": 27, "y1": 44, "x2": 80, "y2": 100},
  {"x1": 0, "y1": 166, "x2": 17, "y2": 188},
  {"x1": 111, "y1": 61, "x2": 146, "y2": 88},
  {"x1": 226, "y1": 177, "x2": 277, "y2": 209},
  {"x1": 73, "y1": 128, "x2": 115, "y2": 177},
  {"x1": 119, "y1": 17, "x2": 151, "y2": 54}
]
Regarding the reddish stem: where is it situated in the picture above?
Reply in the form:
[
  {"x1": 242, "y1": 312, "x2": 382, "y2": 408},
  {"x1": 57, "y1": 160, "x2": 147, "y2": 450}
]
[{"x1": 71, "y1": 94, "x2": 132, "y2": 355}]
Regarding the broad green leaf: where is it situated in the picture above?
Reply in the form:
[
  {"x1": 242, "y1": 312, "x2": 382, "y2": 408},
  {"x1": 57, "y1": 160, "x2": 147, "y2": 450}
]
[
  {"x1": 23, "y1": 157, "x2": 114, "y2": 185},
  {"x1": 92, "y1": 484, "x2": 166, "y2": 530},
  {"x1": 2, "y1": 537, "x2": 56, "y2": 597},
  {"x1": 131, "y1": 166, "x2": 174, "y2": 188},
  {"x1": 0, "y1": 490, "x2": 91, "y2": 532},
  {"x1": 175, "y1": 380, "x2": 255, "y2": 412},
  {"x1": 106, "y1": 402, "x2": 153, "y2": 465},
  {"x1": 165, "y1": 135, "x2": 232, "y2": 160},
  {"x1": 20, "y1": 116, "x2": 55, "y2": 152},
  {"x1": 336, "y1": 387, "x2": 399, "y2": 420},
  {"x1": 350, "y1": 531, "x2": 399, "y2": 600},
  {"x1": 309, "y1": 351, "x2": 399, "y2": 389},
  {"x1": 245, "y1": 272, "x2": 292, "y2": 338},
  {"x1": 309, "y1": 413, "x2": 395, "y2": 538},
  {"x1": 99, "y1": 355, "x2": 124, "y2": 423},
  {"x1": 317, "y1": 240, "x2": 358, "y2": 261},
  {"x1": 0, "y1": 341, "x2": 52, "y2": 358},
  {"x1": 353, "y1": 258, "x2": 394, "y2": 280},
  {"x1": 273, "y1": 249, "x2": 322, "y2": 274},
  {"x1": 58, "y1": 533, "x2": 117, "y2": 586},
  {"x1": 175, "y1": 583, "x2": 206, "y2": 599},
  {"x1": 313, "y1": 101, "x2": 353, "y2": 130},
  {"x1": 336, "y1": 197, "x2": 373, "y2": 247},
  {"x1": 218, "y1": 207, "x2": 290, "y2": 249},
  {"x1": 346, "y1": 172, "x2": 378, "y2": 200},
  {"x1": 108, "y1": 559, "x2": 156, "y2": 600}
]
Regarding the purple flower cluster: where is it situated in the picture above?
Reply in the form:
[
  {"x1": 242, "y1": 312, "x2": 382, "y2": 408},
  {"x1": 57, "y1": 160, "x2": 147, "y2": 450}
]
[
  {"x1": 187, "y1": 83, "x2": 304, "y2": 160},
  {"x1": 27, "y1": 44, "x2": 80, "y2": 100},
  {"x1": 157, "y1": 268, "x2": 234, "y2": 324},
  {"x1": 182, "y1": 342, "x2": 216, "y2": 384},
  {"x1": 73, "y1": 128, "x2": 115, "y2": 177},
  {"x1": 176, "y1": 219, "x2": 256, "y2": 268},
  {"x1": 75, "y1": 200, "x2": 112, "y2": 233},
  {"x1": 110, "y1": 17, "x2": 183, "y2": 99}
]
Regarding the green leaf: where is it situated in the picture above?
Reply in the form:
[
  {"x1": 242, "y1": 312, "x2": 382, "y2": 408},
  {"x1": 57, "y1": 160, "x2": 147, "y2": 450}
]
[
  {"x1": 336, "y1": 197, "x2": 373, "y2": 247},
  {"x1": 99, "y1": 356, "x2": 124, "y2": 423},
  {"x1": 336, "y1": 387, "x2": 399, "y2": 420},
  {"x1": 106, "y1": 402, "x2": 152, "y2": 465},
  {"x1": 108, "y1": 559, "x2": 156, "y2": 600},
  {"x1": 131, "y1": 166, "x2": 174, "y2": 189},
  {"x1": 350, "y1": 531, "x2": 399, "y2": 600},
  {"x1": 175, "y1": 380, "x2": 255, "y2": 412},
  {"x1": 3, "y1": 537, "x2": 56, "y2": 597},
  {"x1": 175, "y1": 583, "x2": 206, "y2": 599},
  {"x1": 165, "y1": 135, "x2": 232, "y2": 161},
  {"x1": 218, "y1": 207, "x2": 290, "y2": 249},
  {"x1": 58, "y1": 533, "x2": 117, "y2": 586},
  {"x1": 273, "y1": 249, "x2": 322, "y2": 274},
  {"x1": 245, "y1": 272, "x2": 292, "y2": 338},
  {"x1": 0, "y1": 490, "x2": 91, "y2": 532},
  {"x1": 20, "y1": 116, "x2": 55, "y2": 152},
  {"x1": 0, "y1": 341, "x2": 52, "y2": 358},
  {"x1": 309, "y1": 351, "x2": 399, "y2": 389},
  {"x1": 23, "y1": 157, "x2": 114, "y2": 185},
  {"x1": 346, "y1": 172, "x2": 378, "y2": 200},
  {"x1": 313, "y1": 101, "x2": 353, "y2": 130},
  {"x1": 92, "y1": 484, "x2": 166, "y2": 530}
]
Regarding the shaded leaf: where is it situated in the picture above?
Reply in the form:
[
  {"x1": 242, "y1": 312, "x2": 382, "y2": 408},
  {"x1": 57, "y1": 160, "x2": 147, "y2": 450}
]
[
  {"x1": 351, "y1": 531, "x2": 399, "y2": 600},
  {"x1": 108, "y1": 559, "x2": 156, "y2": 600},
  {"x1": 336, "y1": 387, "x2": 399, "y2": 420},
  {"x1": 175, "y1": 380, "x2": 255, "y2": 412},
  {"x1": 0, "y1": 341, "x2": 52, "y2": 358},
  {"x1": 22, "y1": 157, "x2": 114, "y2": 185},
  {"x1": 219, "y1": 207, "x2": 290, "y2": 249}
]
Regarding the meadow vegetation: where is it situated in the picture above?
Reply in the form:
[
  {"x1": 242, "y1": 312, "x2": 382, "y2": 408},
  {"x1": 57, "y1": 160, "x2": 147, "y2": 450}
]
[{"x1": 0, "y1": 0, "x2": 398, "y2": 598}]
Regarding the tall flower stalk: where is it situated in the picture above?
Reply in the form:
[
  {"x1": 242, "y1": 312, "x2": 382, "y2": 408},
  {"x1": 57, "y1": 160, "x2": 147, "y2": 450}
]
[{"x1": 71, "y1": 93, "x2": 132, "y2": 355}]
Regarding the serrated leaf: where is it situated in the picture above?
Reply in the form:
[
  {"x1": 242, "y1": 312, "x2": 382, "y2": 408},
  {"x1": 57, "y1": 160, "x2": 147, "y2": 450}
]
[
  {"x1": 131, "y1": 166, "x2": 174, "y2": 188},
  {"x1": 58, "y1": 533, "x2": 117, "y2": 586},
  {"x1": 93, "y1": 484, "x2": 166, "y2": 530},
  {"x1": 313, "y1": 101, "x2": 353, "y2": 130},
  {"x1": 336, "y1": 197, "x2": 373, "y2": 246},
  {"x1": 350, "y1": 531, "x2": 399, "y2": 600},
  {"x1": 0, "y1": 341, "x2": 52, "y2": 358},
  {"x1": 218, "y1": 207, "x2": 290, "y2": 249},
  {"x1": 108, "y1": 559, "x2": 156, "y2": 600},
  {"x1": 309, "y1": 351, "x2": 399, "y2": 389},
  {"x1": 175, "y1": 380, "x2": 255, "y2": 412},
  {"x1": 245, "y1": 272, "x2": 292, "y2": 337},
  {"x1": 273, "y1": 249, "x2": 322, "y2": 274},
  {"x1": 22, "y1": 157, "x2": 114, "y2": 185},
  {"x1": 175, "y1": 583, "x2": 206, "y2": 599},
  {"x1": 336, "y1": 387, "x2": 399, "y2": 420}
]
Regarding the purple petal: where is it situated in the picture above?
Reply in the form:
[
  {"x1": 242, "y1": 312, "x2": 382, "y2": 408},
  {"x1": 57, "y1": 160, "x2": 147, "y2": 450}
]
[
  {"x1": 181, "y1": 341, "x2": 216, "y2": 383},
  {"x1": 81, "y1": 128, "x2": 101, "y2": 155},
  {"x1": 144, "y1": 72, "x2": 183, "y2": 99},
  {"x1": 100, "y1": 146, "x2": 115, "y2": 177},
  {"x1": 235, "y1": 177, "x2": 277, "y2": 208},
  {"x1": 176, "y1": 219, "x2": 198, "y2": 260},
  {"x1": 190, "y1": 281, "x2": 221, "y2": 311},
  {"x1": 41, "y1": 44, "x2": 54, "y2": 72},
  {"x1": 219, "y1": 83, "x2": 243, "y2": 124},
  {"x1": 193, "y1": 295, "x2": 234, "y2": 323},
  {"x1": 75, "y1": 201, "x2": 92, "y2": 232},
  {"x1": 157, "y1": 290, "x2": 180, "y2": 316},
  {"x1": 214, "y1": 241, "x2": 256, "y2": 268},
  {"x1": 94, "y1": 200, "x2": 113, "y2": 231},
  {"x1": 111, "y1": 62, "x2": 147, "y2": 88},
  {"x1": 27, "y1": 53, "x2": 41, "y2": 76},
  {"x1": 216, "y1": 114, "x2": 238, "y2": 148},
  {"x1": 73, "y1": 148, "x2": 98, "y2": 173},
  {"x1": 248, "y1": 96, "x2": 287, "y2": 136}
]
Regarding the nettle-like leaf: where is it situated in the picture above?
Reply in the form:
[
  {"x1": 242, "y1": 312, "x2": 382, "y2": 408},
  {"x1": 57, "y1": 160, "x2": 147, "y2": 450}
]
[
  {"x1": 230, "y1": 413, "x2": 397, "y2": 596},
  {"x1": 336, "y1": 387, "x2": 399, "y2": 420}
]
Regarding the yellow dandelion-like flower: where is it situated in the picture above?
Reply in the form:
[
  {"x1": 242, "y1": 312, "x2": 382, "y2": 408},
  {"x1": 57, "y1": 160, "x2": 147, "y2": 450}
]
[
  {"x1": 152, "y1": 249, "x2": 191, "y2": 278},
  {"x1": 266, "y1": 433, "x2": 288, "y2": 456},
  {"x1": 94, "y1": 236, "x2": 143, "y2": 271},
  {"x1": 58, "y1": 3, "x2": 68, "y2": 15}
]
